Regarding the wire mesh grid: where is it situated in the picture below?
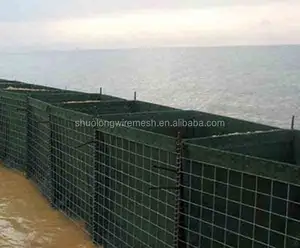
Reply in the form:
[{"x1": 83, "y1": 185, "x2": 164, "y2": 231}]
[
  {"x1": 27, "y1": 98, "x2": 179, "y2": 247},
  {"x1": 0, "y1": 91, "x2": 179, "y2": 247},
  {"x1": 180, "y1": 153, "x2": 300, "y2": 248},
  {"x1": 49, "y1": 111, "x2": 95, "y2": 237},
  {"x1": 27, "y1": 99, "x2": 52, "y2": 201},
  {"x1": 0, "y1": 92, "x2": 27, "y2": 170},
  {"x1": 93, "y1": 129, "x2": 178, "y2": 248},
  {"x1": 24, "y1": 99, "x2": 96, "y2": 247},
  {"x1": 2, "y1": 87, "x2": 300, "y2": 248}
]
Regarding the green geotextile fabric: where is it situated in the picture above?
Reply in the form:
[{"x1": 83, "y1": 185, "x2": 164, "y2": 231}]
[{"x1": 0, "y1": 80, "x2": 300, "y2": 248}]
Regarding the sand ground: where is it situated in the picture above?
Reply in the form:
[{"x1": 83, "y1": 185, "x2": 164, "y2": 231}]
[{"x1": 0, "y1": 164, "x2": 99, "y2": 248}]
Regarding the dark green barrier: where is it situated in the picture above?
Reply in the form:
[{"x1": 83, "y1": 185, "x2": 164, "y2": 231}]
[
  {"x1": 181, "y1": 142, "x2": 300, "y2": 248},
  {"x1": 3, "y1": 88, "x2": 80, "y2": 94},
  {"x1": 59, "y1": 100, "x2": 176, "y2": 116},
  {"x1": 294, "y1": 130, "x2": 300, "y2": 166},
  {"x1": 0, "y1": 91, "x2": 28, "y2": 170},
  {"x1": 0, "y1": 80, "x2": 83, "y2": 93},
  {"x1": 93, "y1": 122, "x2": 177, "y2": 248},
  {"x1": 0, "y1": 96, "x2": 5, "y2": 159},
  {"x1": 31, "y1": 92, "x2": 124, "y2": 103},
  {"x1": 0, "y1": 79, "x2": 23, "y2": 84},
  {"x1": 2, "y1": 83, "x2": 65, "y2": 91},
  {"x1": 27, "y1": 98, "x2": 52, "y2": 201},
  {"x1": 98, "y1": 110, "x2": 277, "y2": 139},
  {"x1": 187, "y1": 130, "x2": 295, "y2": 164},
  {"x1": 39, "y1": 104, "x2": 178, "y2": 247},
  {"x1": 2, "y1": 77, "x2": 300, "y2": 248},
  {"x1": 0, "y1": 82, "x2": 25, "y2": 89},
  {"x1": 49, "y1": 105, "x2": 95, "y2": 234}
]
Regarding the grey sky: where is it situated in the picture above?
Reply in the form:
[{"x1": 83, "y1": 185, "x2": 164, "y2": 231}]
[
  {"x1": 0, "y1": 0, "x2": 299, "y2": 50},
  {"x1": 0, "y1": 0, "x2": 295, "y2": 21}
]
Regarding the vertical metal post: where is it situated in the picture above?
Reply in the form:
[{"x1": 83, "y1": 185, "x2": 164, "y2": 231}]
[
  {"x1": 291, "y1": 115, "x2": 295, "y2": 130},
  {"x1": 134, "y1": 91, "x2": 137, "y2": 101},
  {"x1": 174, "y1": 132, "x2": 185, "y2": 248},
  {"x1": 100, "y1": 87, "x2": 102, "y2": 95}
]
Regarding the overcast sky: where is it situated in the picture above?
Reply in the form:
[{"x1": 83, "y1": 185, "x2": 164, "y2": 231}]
[{"x1": 0, "y1": 0, "x2": 300, "y2": 50}]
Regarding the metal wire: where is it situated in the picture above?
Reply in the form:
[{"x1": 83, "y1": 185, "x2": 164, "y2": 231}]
[
  {"x1": 0, "y1": 92, "x2": 27, "y2": 170},
  {"x1": 93, "y1": 129, "x2": 177, "y2": 247},
  {"x1": 180, "y1": 155, "x2": 300, "y2": 248},
  {"x1": 1, "y1": 86, "x2": 300, "y2": 248},
  {"x1": 27, "y1": 96, "x2": 178, "y2": 248}
]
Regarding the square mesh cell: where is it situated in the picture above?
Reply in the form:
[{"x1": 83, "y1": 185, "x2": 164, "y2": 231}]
[
  {"x1": 180, "y1": 142, "x2": 300, "y2": 248},
  {"x1": 27, "y1": 98, "x2": 52, "y2": 201},
  {"x1": 93, "y1": 128, "x2": 178, "y2": 248},
  {"x1": 50, "y1": 109, "x2": 95, "y2": 235},
  {"x1": 2, "y1": 79, "x2": 300, "y2": 248},
  {"x1": 0, "y1": 91, "x2": 28, "y2": 170}
]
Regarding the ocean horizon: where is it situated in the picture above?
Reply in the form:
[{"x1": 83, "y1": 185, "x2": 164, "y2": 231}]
[{"x1": 1, "y1": 45, "x2": 299, "y2": 129}]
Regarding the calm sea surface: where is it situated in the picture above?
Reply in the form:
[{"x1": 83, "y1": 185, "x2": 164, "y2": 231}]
[{"x1": 0, "y1": 45, "x2": 299, "y2": 128}]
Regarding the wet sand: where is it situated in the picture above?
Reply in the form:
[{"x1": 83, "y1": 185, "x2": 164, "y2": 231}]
[{"x1": 0, "y1": 164, "x2": 97, "y2": 248}]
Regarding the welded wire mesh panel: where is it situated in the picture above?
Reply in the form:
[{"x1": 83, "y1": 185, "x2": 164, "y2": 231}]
[
  {"x1": 181, "y1": 143, "x2": 300, "y2": 248},
  {"x1": 0, "y1": 92, "x2": 27, "y2": 170},
  {"x1": 27, "y1": 98, "x2": 52, "y2": 200},
  {"x1": 93, "y1": 129, "x2": 178, "y2": 248},
  {"x1": 50, "y1": 109, "x2": 95, "y2": 235}
]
